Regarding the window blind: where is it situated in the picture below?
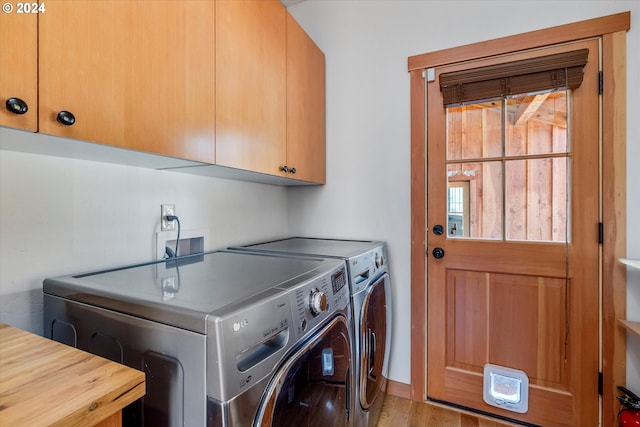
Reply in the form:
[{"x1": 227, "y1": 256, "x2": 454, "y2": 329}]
[{"x1": 439, "y1": 49, "x2": 589, "y2": 106}]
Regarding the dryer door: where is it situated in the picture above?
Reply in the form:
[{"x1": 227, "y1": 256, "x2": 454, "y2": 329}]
[
  {"x1": 254, "y1": 315, "x2": 352, "y2": 427},
  {"x1": 360, "y1": 273, "x2": 389, "y2": 409}
]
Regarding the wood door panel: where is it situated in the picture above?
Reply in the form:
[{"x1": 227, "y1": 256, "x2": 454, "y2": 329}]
[
  {"x1": 446, "y1": 270, "x2": 568, "y2": 389},
  {"x1": 446, "y1": 270, "x2": 488, "y2": 370},
  {"x1": 444, "y1": 241, "x2": 571, "y2": 276},
  {"x1": 488, "y1": 274, "x2": 567, "y2": 388}
]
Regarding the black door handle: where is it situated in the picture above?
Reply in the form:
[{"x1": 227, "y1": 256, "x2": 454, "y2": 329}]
[
  {"x1": 368, "y1": 329, "x2": 377, "y2": 379},
  {"x1": 432, "y1": 247, "x2": 445, "y2": 259}
]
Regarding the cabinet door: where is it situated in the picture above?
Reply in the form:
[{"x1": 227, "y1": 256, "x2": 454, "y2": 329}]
[
  {"x1": 38, "y1": 1, "x2": 215, "y2": 163},
  {"x1": 0, "y1": 11, "x2": 37, "y2": 131},
  {"x1": 215, "y1": 0, "x2": 286, "y2": 176},
  {"x1": 286, "y1": 13, "x2": 326, "y2": 184}
]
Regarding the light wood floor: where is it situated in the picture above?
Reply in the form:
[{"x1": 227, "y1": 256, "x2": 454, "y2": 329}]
[{"x1": 377, "y1": 395, "x2": 515, "y2": 427}]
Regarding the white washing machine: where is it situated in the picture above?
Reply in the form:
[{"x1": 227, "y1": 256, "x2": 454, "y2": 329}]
[{"x1": 230, "y1": 237, "x2": 392, "y2": 427}]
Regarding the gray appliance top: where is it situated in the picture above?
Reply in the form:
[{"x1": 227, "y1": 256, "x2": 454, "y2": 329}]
[
  {"x1": 43, "y1": 250, "x2": 341, "y2": 334},
  {"x1": 236, "y1": 237, "x2": 384, "y2": 260}
]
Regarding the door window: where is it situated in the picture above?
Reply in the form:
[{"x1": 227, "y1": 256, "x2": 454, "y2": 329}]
[{"x1": 446, "y1": 90, "x2": 570, "y2": 242}]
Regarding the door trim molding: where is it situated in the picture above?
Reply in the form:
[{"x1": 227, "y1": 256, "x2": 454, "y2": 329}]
[
  {"x1": 409, "y1": 12, "x2": 629, "y2": 426},
  {"x1": 408, "y1": 12, "x2": 630, "y2": 71},
  {"x1": 602, "y1": 29, "x2": 628, "y2": 427}
]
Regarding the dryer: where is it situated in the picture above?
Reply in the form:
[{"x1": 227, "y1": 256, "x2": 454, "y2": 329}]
[{"x1": 230, "y1": 237, "x2": 392, "y2": 427}]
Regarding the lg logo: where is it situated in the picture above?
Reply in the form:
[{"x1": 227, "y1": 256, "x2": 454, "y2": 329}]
[{"x1": 232, "y1": 319, "x2": 249, "y2": 332}]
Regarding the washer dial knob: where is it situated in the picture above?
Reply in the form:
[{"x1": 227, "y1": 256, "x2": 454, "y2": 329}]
[
  {"x1": 375, "y1": 253, "x2": 384, "y2": 268},
  {"x1": 309, "y1": 288, "x2": 328, "y2": 316}
]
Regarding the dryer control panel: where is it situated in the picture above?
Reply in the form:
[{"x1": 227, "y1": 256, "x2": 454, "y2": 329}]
[{"x1": 349, "y1": 245, "x2": 388, "y2": 294}]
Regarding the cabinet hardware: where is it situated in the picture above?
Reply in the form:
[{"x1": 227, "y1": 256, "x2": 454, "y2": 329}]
[
  {"x1": 56, "y1": 111, "x2": 76, "y2": 126},
  {"x1": 6, "y1": 98, "x2": 28, "y2": 115}
]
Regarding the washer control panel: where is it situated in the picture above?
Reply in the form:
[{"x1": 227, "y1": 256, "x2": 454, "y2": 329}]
[{"x1": 288, "y1": 263, "x2": 350, "y2": 341}]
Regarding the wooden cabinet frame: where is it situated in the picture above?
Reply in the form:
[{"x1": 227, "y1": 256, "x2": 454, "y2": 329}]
[{"x1": 408, "y1": 12, "x2": 629, "y2": 426}]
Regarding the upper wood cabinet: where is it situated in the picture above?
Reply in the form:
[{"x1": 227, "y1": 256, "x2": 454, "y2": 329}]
[
  {"x1": 0, "y1": 12, "x2": 37, "y2": 131},
  {"x1": 216, "y1": 0, "x2": 326, "y2": 184},
  {"x1": 1, "y1": 1, "x2": 325, "y2": 185},
  {"x1": 215, "y1": 0, "x2": 287, "y2": 178},
  {"x1": 286, "y1": 13, "x2": 326, "y2": 184},
  {"x1": 38, "y1": 1, "x2": 216, "y2": 164}
]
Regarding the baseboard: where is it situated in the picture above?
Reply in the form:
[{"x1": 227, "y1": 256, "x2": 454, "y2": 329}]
[{"x1": 386, "y1": 379, "x2": 411, "y2": 399}]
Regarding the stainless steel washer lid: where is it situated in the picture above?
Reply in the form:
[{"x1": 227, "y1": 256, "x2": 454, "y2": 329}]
[
  {"x1": 235, "y1": 237, "x2": 384, "y2": 259},
  {"x1": 43, "y1": 250, "x2": 338, "y2": 334}
]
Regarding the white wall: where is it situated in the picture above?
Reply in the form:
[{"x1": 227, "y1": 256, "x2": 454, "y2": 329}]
[
  {"x1": 286, "y1": 0, "x2": 640, "y2": 389},
  {"x1": 0, "y1": 132, "x2": 290, "y2": 333}
]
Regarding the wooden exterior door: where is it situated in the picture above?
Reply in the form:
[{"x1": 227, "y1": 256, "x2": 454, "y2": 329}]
[{"x1": 426, "y1": 39, "x2": 600, "y2": 426}]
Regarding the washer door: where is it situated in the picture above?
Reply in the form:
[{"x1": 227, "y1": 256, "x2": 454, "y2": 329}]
[
  {"x1": 360, "y1": 273, "x2": 389, "y2": 409},
  {"x1": 254, "y1": 315, "x2": 352, "y2": 427}
]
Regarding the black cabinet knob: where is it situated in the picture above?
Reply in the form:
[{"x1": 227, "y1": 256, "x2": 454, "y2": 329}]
[
  {"x1": 281, "y1": 165, "x2": 289, "y2": 173},
  {"x1": 433, "y1": 224, "x2": 444, "y2": 235},
  {"x1": 56, "y1": 110, "x2": 76, "y2": 126},
  {"x1": 290, "y1": 167, "x2": 296, "y2": 174},
  {"x1": 6, "y1": 97, "x2": 28, "y2": 115},
  {"x1": 432, "y1": 247, "x2": 445, "y2": 259}
]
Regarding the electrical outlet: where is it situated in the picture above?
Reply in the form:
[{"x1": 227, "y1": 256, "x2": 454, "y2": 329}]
[{"x1": 161, "y1": 204, "x2": 176, "y2": 231}]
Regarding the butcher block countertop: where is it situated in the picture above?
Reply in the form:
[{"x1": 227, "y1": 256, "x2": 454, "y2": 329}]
[{"x1": 0, "y1": 323, "x2": 145, "y2": 427}]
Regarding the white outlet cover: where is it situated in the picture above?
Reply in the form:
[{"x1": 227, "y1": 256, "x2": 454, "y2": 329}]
[{"x1": 161, "y1": 204, "x2": 176, "y2": 231}]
